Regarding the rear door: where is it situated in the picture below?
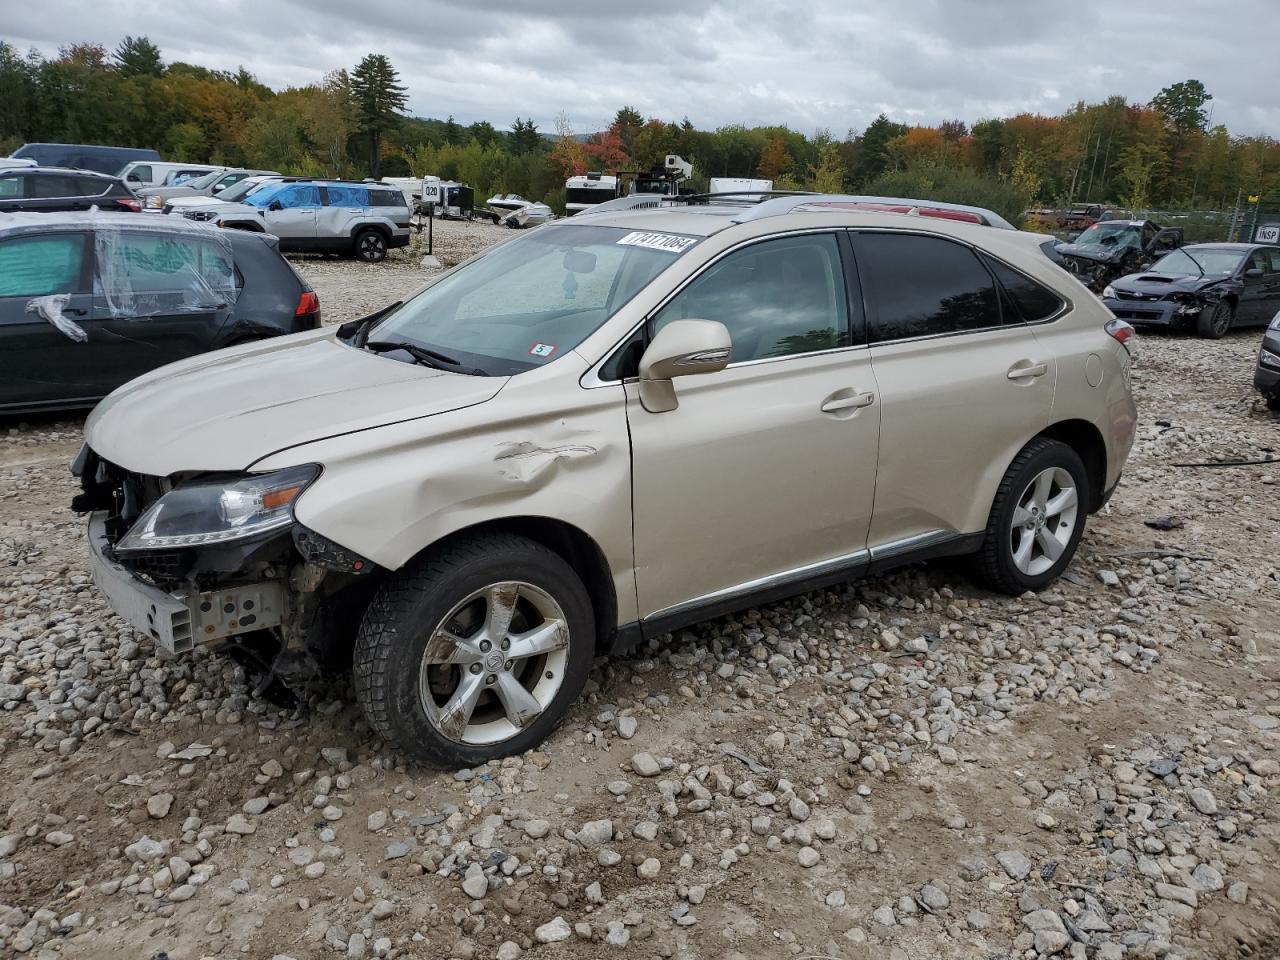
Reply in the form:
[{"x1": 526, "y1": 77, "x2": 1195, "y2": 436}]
[
  {"x1": 853, "y1": 230, "x2": 1057, "y2": 550},
  {"x1": 319, "y1": 184, "x2": 370, "y2": 245},
  {"x1": 86, "y1": 228, "x2": 237, "y2": 389},
  {"x1": 0, "y1": 231, "x2": 96, "y2": 408},
  {"x1": 262, "y1": 184, "x2": 321, "y2": 244}
]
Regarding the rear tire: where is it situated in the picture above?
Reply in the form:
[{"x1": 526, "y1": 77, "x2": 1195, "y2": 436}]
[
  {"x1": 977, "y1": 438, "x2": 1089, "y2": 595},
  {"x1": 354, "y1": 228, "x2": 388, "y2": 263},
  {"x1": 352, "y1": 533, "x2": 594, "y2": 767},
  {"x1": 1195, "y1": 300, "x2": 1233, "y2": 339},
  {"x1": 1267, "y1": 394, "x2": 1280, "y2": 412}
]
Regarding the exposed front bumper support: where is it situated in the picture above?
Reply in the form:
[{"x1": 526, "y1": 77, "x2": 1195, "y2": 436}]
[{"x1": 88, "y1": 511, "x2": 288, "y2": 655}]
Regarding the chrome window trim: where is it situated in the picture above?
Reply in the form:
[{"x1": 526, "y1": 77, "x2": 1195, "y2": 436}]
[
  {"x1": 581, "y1": 226, "x2": 855, "y2": 389},
  {"x1": 849, "y1": 227, "x2": 1073, "y2": 348}
]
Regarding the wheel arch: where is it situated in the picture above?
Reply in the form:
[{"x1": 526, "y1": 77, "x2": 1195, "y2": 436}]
[
  {"x1": 409, "y1": 516, "x2": 619, "y2": 654},
  {"x1": 1036, "y1": 419, "x2": 1107, "y2": 512},
  {"x1": 350, "y1": 221, "x2": 391, "y2": 241}
]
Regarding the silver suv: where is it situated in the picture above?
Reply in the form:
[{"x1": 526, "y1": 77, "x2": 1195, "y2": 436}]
[
  {"x1": 76, "y1": 194, "x2": 1138, "y2": 767},
  {"x1": 193, "y1": 179, "x2": 411, "y2": 262}
]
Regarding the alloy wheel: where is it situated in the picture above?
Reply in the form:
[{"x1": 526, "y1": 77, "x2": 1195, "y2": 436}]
[
  {"x1": 1212, "y1": 302, "x2": 1231, "y2": 336},
  {"x1": 1009, "y1": 467, "x2": 1079, "y2": 576},
  {"x1": 417, "y1": 582, "x2": 569, "y2": 745},
  {"x1": 358, "y1": 233, "x2": 386, "y2": 261}
]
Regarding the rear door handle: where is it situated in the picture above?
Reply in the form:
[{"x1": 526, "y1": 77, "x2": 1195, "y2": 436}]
[
  {"x1": 1007, "y1": 360, "x2": 1048, "y2": 380},
  {"x1": 820, "y1": 390, "x2": 876, "y2": 413}
]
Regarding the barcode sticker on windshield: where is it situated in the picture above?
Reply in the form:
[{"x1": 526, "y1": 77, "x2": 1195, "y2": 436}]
[{"x1": 616, "y1": 231, "x2": 697, "y2": 254}]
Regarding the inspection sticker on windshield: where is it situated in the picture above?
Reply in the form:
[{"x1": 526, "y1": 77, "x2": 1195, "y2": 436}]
[
  {"x1": 616, "y1": 231, "x2": 698, "y2": 254},
  {"x1": 528, "y1": 342, "x2": 558, "y2": 358}
]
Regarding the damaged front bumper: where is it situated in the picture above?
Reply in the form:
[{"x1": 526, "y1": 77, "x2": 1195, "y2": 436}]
[
  {"x1": 88, "y1": 510, "x2": 288, "y2": 654},
  {"x1": 1100, "y1": 297, "x2": 1198, "y2": 327}
]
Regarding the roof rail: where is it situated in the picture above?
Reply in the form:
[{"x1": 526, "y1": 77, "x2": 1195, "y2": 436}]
[{"x1": 728, "y1": 194, "x2": 1016, "y2": 229}]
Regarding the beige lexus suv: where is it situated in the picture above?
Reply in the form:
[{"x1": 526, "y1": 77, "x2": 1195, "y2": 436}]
[{"x1": 74, "y1": 194, "x2": 1138, "y2": 767}]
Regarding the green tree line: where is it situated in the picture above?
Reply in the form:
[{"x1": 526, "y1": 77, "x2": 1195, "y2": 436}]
[{"x1": 2, "y1": 40, "x2": 1278, "y2": 223}]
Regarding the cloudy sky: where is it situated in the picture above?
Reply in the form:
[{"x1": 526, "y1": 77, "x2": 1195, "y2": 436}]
[{"x1": 6, "y1": 0, "x2": 1279, "y2": 138}]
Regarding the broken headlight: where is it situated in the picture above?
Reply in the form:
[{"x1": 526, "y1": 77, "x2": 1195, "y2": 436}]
[{"x1": 116, "y1": 465, "x2": 319, "y2": 551}]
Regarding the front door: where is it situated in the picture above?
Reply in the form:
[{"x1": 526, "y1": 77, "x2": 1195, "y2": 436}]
[
  {"x1": 1238, "y1": 248, "x2": 1280, "y2": 324},
  {"x1": 851, "y1": 230, "x2": 1057, "y2": 549},
  {"x1": 626, "y1": 231, "x2": 881, "y2": 621}
]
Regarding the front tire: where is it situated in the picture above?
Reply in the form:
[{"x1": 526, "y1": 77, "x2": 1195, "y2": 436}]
[
  {"x1": 977, "y1": 438, "x2": 1088, "y2": 595},
  {"x1": 353, "y1": 534, "x2": 594, "y2": 767},
  {"x1": 1195, "y1": 300, "x2": 1233, "y2": 339},
  {"x1": 354, "y1": 228, "x2": 388, "y2": 263}
]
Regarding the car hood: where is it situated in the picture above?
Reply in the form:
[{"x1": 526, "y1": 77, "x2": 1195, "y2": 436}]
[
  {"x1": 1056, "y1": 242, "x2": 1130, "y2": 264},
  {"x1": 1110, "y1": 273, "x2": 1229, "y2": 296},
  {"x1": 139, "y1": 186, "x2": 200, "y2": 200},
  {"x1": 84, "y1": 330, "x2": 507, "y2": 476},
  {"x1": 205, "y1": 201, "x2": 262, "y2": 220}
]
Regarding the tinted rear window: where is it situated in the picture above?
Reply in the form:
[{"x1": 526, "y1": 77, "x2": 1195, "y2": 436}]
[
  {"x1": 858, "y1": 233, "x2": 1001, "y2": 341},
  {"x1": 371, "y1": 189, "x2": 406, "y2": 207},
  {"x1": 983, "y1": 255, "x2": 1063, "y2": 322}
]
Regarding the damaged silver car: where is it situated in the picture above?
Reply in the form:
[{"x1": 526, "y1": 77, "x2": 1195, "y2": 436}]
[{"x1": 75, "y1": 198, "x2": 1137, "y2": 767}]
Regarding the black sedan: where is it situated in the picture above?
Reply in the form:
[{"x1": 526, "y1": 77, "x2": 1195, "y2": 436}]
[
  {"x1": 0, "y1": 167, "x2": 142, "y2": 213},
  {"x1": 0, "y1": 212, "x2": 320, "y2": 414},
  {"x1": 1102, "y1": 243, "x2": 1280, "y2": 339}
]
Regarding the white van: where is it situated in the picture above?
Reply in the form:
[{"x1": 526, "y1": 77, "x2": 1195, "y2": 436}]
[
  {"x1": 119, "y1": 161, "x2": 227, "y2": 189},
  {"x1": 708, "y1": 177, "x2": 773, "y2": 197},
  {"x1": 565, "y1": 173, "x2": 618, "y2": 215}
]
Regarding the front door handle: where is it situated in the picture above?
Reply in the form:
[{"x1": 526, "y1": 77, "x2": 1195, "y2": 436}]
[
  {"x1": 1007, "y1": 360, "x2": 1048, "y2": 381},
  {"x1": 820, "y1": 390, "x2": 876, "y2": 413}
]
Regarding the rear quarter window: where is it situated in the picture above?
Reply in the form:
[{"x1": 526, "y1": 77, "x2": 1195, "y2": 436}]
[
  {"x1": 371, "y1": 189, "x2": 407, "y2": 207},
  {"x1": 982, "y1": 255, "x2": 1064, "y2": 322}
]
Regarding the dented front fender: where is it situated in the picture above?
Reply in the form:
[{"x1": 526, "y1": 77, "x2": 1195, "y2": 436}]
[{"x1": 249, "y1": 351, "x2": 638, "y2": 623}]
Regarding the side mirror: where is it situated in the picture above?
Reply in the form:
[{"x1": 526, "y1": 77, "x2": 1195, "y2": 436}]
[
  {"x1": 127, "y1": 174, "x2": 141, "y2": 183},
  {"x1": 212, "y1": 183, "x2": 224, "y2": 193},
  {"x1": 1245, "y1": 267, "x2": 1264, "y2": 278},
  {"x1": 638, "y1": 319, "x2": 732, "y2": 413},
  {"x1": 268, "y1": 200, "x2": 283, "y2": 211}
]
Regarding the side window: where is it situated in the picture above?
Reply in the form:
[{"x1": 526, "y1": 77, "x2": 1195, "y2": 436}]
[
  {"x1": 277, "y1": 185, "x2": 321, "y2": 209},
  {"x1": 129, "y1": 165, "x2": 152, "y2": 183},
  {"x1": 0, "y1": 234, "x2": 85, "y2": 298},
  {"x1": 76, "y1": 176, "x2": 107, "y2": 196},
  {"x1": 1247, "y1": 250, "x2": 1268, "y2": 273},
  {"x1": 95, "y1": 232, "x2": 235, "y2": 313},
  {"x1": 32, "y1": 175, "x2": 89, "y2": 198},
  {"x1": 1267, "y1": 248, "x2": 1280, "y2": 273},
  {"x1": 982, "y1": 255, "x2": 1064, "y2": 323},
  {"x1": 324, "y1": 185, "x2": 370, "y2": 208},
  {"x1": 858, "y1": 233, "x2": 1000, "y2": 342},
  {"x1": 652, "y1": 233, "x2": 850, "y2": 363},
  {"x1": 372, "y1": 189, "x2": 406, "y2": 208},
  {"x1": 0, "y1": 176, "x2": 22, "y2": 200}
]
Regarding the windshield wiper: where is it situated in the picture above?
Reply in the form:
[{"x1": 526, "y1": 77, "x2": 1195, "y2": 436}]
[{"x1": 364, "y1": 340, "x2": 486, "y2": 376}]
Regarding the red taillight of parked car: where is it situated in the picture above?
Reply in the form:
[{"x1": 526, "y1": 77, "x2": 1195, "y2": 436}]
[
  {"x1": 116, "y1": 197, "x2": 142, "y2": 212},
  {"x1": 295, "y1": 290, "x2": 321, "y2": 325},
  {"x1": 1105, "y1": 317, "x2": 1137, "y2": 354}
]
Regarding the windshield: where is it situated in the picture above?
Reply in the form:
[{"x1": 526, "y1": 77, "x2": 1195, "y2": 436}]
[
  {"x1": 220, "y1": 178, "x2": 273, "y2": 202},
  {"x1": 367, "y1": 223, "x2": 700, "y2": 376},
  {"x1": 1149, "y1": 248, "x2": 1244, "y2": 277},
  {"x1": 183, "y1": 170, "x2": 223, "y2": 189},
  {"x1": 1072, "y1": 221, "x2": 1141, "y2": 250}
]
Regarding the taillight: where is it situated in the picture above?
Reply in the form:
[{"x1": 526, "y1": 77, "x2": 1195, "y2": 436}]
[
  {"x1": 116, "y1": 197, "x2": 142, "y2": 212},
  {"x1": 1105, "y1": 317, "x2": 1137, "y2": 355},
  {"x1": 295, "y1": 290, "x2": 320, "y2": 316}
]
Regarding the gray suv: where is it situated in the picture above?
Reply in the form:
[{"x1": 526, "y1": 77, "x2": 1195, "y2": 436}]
[{"x1": 194, "y1": 180, "x2": 412, "y2": 262}]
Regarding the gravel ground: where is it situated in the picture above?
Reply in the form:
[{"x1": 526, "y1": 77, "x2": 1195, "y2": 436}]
[{"x1": 1, "y1": 238, "x2": 1278, "y2": 960}]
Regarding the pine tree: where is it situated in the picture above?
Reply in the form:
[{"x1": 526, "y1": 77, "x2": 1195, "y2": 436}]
[
  {"x1": 114, "y1": 36, "x2": 163, "y2": 77},
  {"x1": 350, "y1": 53, "x2": 407, "y2": 177}
]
